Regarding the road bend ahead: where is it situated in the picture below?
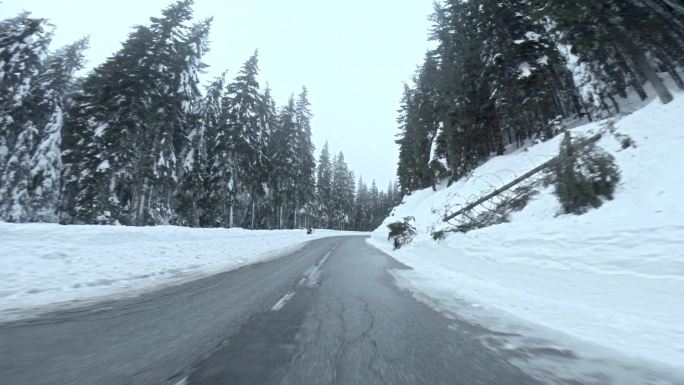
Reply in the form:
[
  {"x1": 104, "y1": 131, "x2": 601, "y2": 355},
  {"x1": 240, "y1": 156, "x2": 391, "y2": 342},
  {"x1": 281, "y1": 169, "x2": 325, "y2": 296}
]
[{"x1": 0, "y1": 236, "x2": 542, "y2": 385}]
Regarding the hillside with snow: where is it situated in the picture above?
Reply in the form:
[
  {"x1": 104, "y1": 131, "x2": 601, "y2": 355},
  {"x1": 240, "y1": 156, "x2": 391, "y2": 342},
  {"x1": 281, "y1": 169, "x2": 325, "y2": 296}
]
[{"x1": 369, "y1": 95, "x2": 684, "y2": 381}]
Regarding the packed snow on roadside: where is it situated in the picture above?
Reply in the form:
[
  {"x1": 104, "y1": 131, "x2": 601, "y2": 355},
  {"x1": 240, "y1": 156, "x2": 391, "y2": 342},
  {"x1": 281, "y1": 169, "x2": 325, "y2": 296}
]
[
  {"x1": 369, "y1": 95, "x2": 684, "y2": 377},
  {"x1": 0, "y1": 224, "x2": 361, "y2": 321}
]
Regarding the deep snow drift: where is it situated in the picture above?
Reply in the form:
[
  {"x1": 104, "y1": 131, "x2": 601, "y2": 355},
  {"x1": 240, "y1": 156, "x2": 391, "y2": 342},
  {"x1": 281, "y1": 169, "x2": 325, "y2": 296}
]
[
  {"x1": 369, "y1": 95, "x2": 684, "y2": 378},
  {"x1": 0, "y1": 224, "x2": 360, "y2": 321}
]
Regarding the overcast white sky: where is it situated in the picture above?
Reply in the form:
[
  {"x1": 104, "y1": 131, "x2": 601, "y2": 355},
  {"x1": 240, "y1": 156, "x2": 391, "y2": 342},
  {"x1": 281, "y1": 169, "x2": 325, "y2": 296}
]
[{"x1": 2, "y1": 0, "x2": 433, "y2": 186}]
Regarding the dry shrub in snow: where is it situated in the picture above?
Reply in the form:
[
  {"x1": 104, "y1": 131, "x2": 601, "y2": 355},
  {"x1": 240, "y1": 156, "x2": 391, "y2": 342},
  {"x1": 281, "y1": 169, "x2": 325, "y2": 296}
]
[{"x1": 387, "y1": 216, "x2": 416, "y2": 250}]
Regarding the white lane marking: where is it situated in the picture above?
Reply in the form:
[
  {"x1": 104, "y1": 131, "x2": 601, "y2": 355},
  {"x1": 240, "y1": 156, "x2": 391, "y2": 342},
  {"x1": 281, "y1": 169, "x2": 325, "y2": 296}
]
[
  {"x1": 296, "y1": 247, "x2": 336, "y2": 288},
  {"x1": 271, "y1": 291, "x2": 295, "y2": 311},
  {"x1": 171, "y1": 377, "x2": 188, "y2": 385},
  {"x1": 89, "y1": 306, "x2": 113, "y2": 313},
  {"x1": 317, "y1": 250, "x2": 332, "y2": 267}
]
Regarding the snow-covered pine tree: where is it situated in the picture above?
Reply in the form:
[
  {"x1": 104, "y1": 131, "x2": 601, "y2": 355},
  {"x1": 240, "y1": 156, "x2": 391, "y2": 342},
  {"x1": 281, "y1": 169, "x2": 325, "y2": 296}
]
[
  {"x1": 293, "y1": 87, "x2": 316, "y2": 228},
  {"x1": 397, "y1": 0, "x2": 684, "y2": 194},
  {"x1": 269, "y1": 96, "x2": 298, "y2": 228},
  {"x1": 376, "y1": 189, "x2": 388, "y2": 227},
  {"x1": 26, "y1": 38, "x2": 89, "y2": 222},
  {"x1": 255, "y1": 85, "x2": 277, "y2": 228},
  {"x1": 176, "y1": 72, "x2": 226, "y2": 227},
  {"x1": 202, "y1": 80, "x2": 235, "y2": 228},
  {"x1": 0, "y1": 13, "x2": 53, "y2": 222},
  {"x1": 0, "y1": 118, "x2": 38, "y2": 221},
  {"x1": 539, "y1": 0, "x2": 682, "y2": 105},
  {"x1": 0, "y1": 13, "x2": 52, "y2": 152},
  {"x1": 61, "y1": 1, "x2": 209, "y2": 225},
  {"x1": 476, "y1": 0, "x2": 580, "y2": 143},
  {"x1": 330, "y1": 152, "x2": 355, "y2": 230},
  {"x1": 141, "y1": 8, "x2": 210, "y2": 225},
  {"x1": 353, "y1": 176, "x2": 369, "y2": 230},
  {"x1": 396, "y1": 84, "x2": 421, "y2": 193},
  {"x1": 412, "y1": 56, "x2": 442, "y2": 186},
  {"x1": 385, "y1": 180, "x2": 397, "y2": 210},
  {"x1": 315, "y1": 141, "x2": 333, "y2": 227},
  {"x1": 222, "y1": 52, "x2": 268, "y2": 228},
  {"x1": 368, "y1": 180, "x2": 380, "y2": 229}
]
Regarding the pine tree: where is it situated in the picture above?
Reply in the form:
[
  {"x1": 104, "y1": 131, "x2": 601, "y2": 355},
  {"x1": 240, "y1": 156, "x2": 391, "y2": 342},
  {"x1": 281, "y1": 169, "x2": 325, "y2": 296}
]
[
  {"x1": 222, "y1": 51, "x2": 269, "y2": 228},
  {"x1": 253, "y1": 85, "x2": 277, "y2": 228},
  {"x1": 0, "y1": 5, "x2": 369, "y2": 230},
  {"x1": 0, "y1": 120, "x2": 38, "y2": 221},
  {"x1": 396, "y1": 83, "x2": 425, "y2": 193},
  {"x1": 315, "y1": 141, "x2": 333, "y2": 227},
  {"x1": 368, "y1": 180, "x2": 380, "y2": 228},
  {"x1": 270, "y1": 96, "x2": 298, "y2": 228},
  {"x1": 176, "y1": 72, "x2": 226, "y2": 227},
  {"x1": 353, "y1": 176, "x2": 369, "y2": 230},
  {"x1": 293, "y1": 87, "x2": 316, "y2": 228},
  {"x1": 61, "y1": 1, "x2": 209, "y2": 225},
  {"x1": 330, "y1": 152, "x2": 355, "y2": 230},
  {"x1": 538, "y1": 0, "x2": 682, "y2": 105},
  {"x1": 0, "y1": 12, "x2": 52, "y2": 138},
  {"x1": 27, "y1": 38, "x2": 89, "y2": 222},
  {"x1": 0, "y1": 13, "x2": 53, "y2": 221},
  {"x1": 397, "y1": 0, "x2": 684, "y2": 195}
]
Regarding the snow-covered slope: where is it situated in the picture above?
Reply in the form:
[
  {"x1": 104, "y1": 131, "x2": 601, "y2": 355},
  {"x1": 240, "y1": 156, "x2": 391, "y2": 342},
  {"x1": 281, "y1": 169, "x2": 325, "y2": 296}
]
[
  {"x1": 369, "y1": 96, "x2": 684, "y2": 376},
  {"x1": 0, "y1": 224, "x2": 361, "y2": 321}
]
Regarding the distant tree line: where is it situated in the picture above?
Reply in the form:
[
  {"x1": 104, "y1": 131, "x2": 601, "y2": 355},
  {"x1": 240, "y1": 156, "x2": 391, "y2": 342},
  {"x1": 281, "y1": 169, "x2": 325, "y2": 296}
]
[
  {"x1": 315, "y1": 142, "x2": 402, "y2": 231},
  {"x1": 397, "y1": 0, "x2": 684, "y2": 194},
  {"x1": 0, "y1": 1, "x2": 398, "y2": 231}
]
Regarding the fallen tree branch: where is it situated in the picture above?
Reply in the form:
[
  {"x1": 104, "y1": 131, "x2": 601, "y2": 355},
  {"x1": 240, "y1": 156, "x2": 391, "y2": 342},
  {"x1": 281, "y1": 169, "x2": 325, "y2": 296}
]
[{"x1": 443, "y1": 133, "x2": 601, "y2": 223}]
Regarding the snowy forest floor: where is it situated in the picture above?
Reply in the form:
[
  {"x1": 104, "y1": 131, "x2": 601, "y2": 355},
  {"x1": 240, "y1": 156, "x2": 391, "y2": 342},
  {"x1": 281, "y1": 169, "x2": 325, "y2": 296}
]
[
  {"x1": 369, "y1": 94, "x2": 684, "y2": 382},
  {"x1": 0, "y1": 224, "x2": 362, "y2": 322}
]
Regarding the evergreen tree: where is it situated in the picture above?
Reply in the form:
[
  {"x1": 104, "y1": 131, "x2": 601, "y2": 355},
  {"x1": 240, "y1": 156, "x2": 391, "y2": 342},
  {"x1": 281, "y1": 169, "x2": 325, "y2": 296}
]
[
  {"x1": 397, "y1": 0, "x2": 684, "y2": 195},
  {"x1": 270, "y1": 96, "x2": 298, "y2": 228},
  {"x1": 0, "y1": 5, "x2": 388, "y2": 231},
  {"x1": 396, "y1": 83, "x2": 425, "y2": 193},
  {"x1": 0, "y1": 12, "x2": 52, "y2": 221},
  {"x1": 27, "y1": 38, "x2": 89, "y2": 222},
  {"x1": 330, "y1": 152, "x2": 355, "y2": 229},
  {"x1": 176, "y1": 72, "x2": 226, "y2": 227},
  {"x1": 223, "y1": 51, "x2": 268, "y2": 228},
  {"x1": 60, "y1": 1, "x2": 209, "y2": 225},
  {"x1": 353, "y1": 176, "x2": 369, "y2": 230},
  {"x1": 537, "y1": 0, "x2": 682, "y2": 105},
  {"x1": 255, "y1": 85, "x2": 278, "y2": 228},
  {"x1": 315, "y1": 141, "x2": 333, "y2": 227},
  {"x1": 293, "y1": 87, "x2": 316, "y2": 228}
]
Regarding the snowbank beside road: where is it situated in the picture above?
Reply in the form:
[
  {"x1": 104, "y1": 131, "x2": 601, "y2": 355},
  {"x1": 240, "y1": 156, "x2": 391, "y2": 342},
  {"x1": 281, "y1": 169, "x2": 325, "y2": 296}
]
[
  {"x1": 0, "y1": 224, "x2": 361, "y2": 321},
  {"x1": 370, "y1": 95, "x2": 684, "y2": 373}
]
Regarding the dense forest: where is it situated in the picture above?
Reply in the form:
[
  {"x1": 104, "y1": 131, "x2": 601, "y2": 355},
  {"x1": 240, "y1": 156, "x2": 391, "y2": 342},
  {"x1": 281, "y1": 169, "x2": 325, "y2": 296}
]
[
  {"x1": 397, "y1": 0, "x2": 684, "y2": 194},
  {"x1": 0, "y1": 1, "x2": 400, "y2": 230}
]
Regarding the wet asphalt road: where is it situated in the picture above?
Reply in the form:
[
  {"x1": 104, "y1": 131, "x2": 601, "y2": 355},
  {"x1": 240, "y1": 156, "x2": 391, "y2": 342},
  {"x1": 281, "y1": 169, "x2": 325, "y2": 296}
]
[{"x1": 0, "y1": 236, "x2": 543, "y2": 385}]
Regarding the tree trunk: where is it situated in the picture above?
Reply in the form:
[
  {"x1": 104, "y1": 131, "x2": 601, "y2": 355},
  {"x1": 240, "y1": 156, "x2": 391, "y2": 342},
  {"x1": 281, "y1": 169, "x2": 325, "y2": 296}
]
[
  {"x1": 632, "y1": 49, "x2": 673, "y2": 104},
  {"x1": 192, "y1": 199, "x2": 198, "y2": 228},
  {"x1": 135, "y1": 181, "x2": 147, "y2": 225},
  {"x1": 251, "y1": 199, "x2": 255, "y2": 229},
  {"x1": 598, "y1": 93, "x2": 612, "y2": 116},
  {"x1": 229, "y1": 203, "x2": 234, "y2": 228}
]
